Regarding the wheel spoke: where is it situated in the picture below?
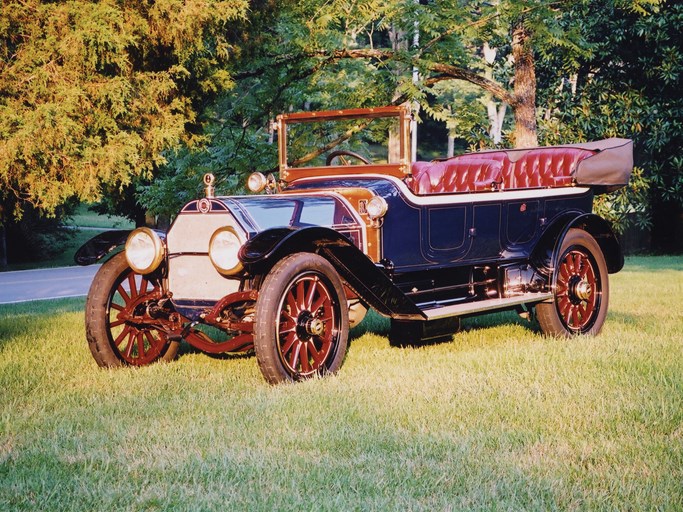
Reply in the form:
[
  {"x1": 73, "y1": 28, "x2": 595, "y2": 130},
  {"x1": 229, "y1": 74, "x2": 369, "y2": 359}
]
[
  {"x1": 136, "y1": 332, "x2": 145, "y2": 357},
  {"x1": 295, "y1": 281, "x2": 306, "y2": 311},
  {"x1": 299, "y1": 343, "x2": 311, "y2": 373},
  {"x1": 123, "y1": 330, "x2": 136, "y2": 358},
  {"x1": 139, "y1": 277, "x2": 149, "y2": 296},
  {"x1": 559, "y1": 262, "x2": 570, "y2": 281},
  {"x1": 311, "y1": 292, "x2": 329, "y2": 315},
  {"x1": 285, "y1": 293, "x2": 299, "y2": 317},
  {"x1": 575, "y1": 253, "x2": 584, "y2": 273},
  {"x1": 114, "y1": 325, "x2": 131, "y2": 348},
  {"x1": 577, "y1": 302, "x2": 588, "y2": 321},
  {"x1": 309, "y1": 343, "x2": 326, "y2": 367},
  {"x1": 305, "y1": 277, "x2": 319, "y2": 311},
  {"x1": 128, "y1": 274, "x2": 138, "y2": 298},
  {"x1": 281, "y1": 332, "x2": 297, "y2": 356},
  {"x1": 558, "y1": 295, "x2": 571, "y2": 317},
  {"x1": 117, "y1": 284, "x2": 130, "y2": 303},
  {"x1": 145, "y1": 330, "x2": 163, "y2": 358},
  {"x1": 570, "y1": 306, "x2": 580, "y2": 328},
  {"x1": 288, "y1": 341, "x2": 302, "y2": 370},
  {"x1": 279, "y1": 314, "x2": 297, "y2": 334}
]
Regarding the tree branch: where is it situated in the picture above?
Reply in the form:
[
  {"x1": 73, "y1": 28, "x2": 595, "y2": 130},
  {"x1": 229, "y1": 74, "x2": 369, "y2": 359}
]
[
  {"x1": 424, "y1": 63, "x2": 516, "y2": 105},
  {"x1": 324, "y1": 48, "x2": 515, "y2": 105}
]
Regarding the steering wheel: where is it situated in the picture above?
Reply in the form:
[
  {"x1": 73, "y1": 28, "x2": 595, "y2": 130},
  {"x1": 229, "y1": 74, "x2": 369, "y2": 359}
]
[{"x1": 325, "y1": 150, "x2": 372, "y2": 166}]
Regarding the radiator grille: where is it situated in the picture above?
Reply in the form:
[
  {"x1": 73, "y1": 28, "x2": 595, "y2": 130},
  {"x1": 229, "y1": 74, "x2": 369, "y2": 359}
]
[{"x1": 166, "y1": 212, "x2": 244, "y2": 301}]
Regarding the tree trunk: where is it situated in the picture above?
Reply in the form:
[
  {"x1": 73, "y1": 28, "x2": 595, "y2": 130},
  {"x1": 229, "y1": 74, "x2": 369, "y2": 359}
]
[
  {"x1": 0, "y1": 226, "x2": 7, "y2": 268},
  {"x1": 511, "y1": 24, "x2": 538, "y2": 148},
  {"x1": 388, "y1": 24, "x2": 408, "y2": 162}
]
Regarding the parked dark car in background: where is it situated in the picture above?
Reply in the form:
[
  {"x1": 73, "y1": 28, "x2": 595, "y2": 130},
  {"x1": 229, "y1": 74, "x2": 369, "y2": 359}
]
[{"x1": 76, "y1": 106, "x2": 634, "y2": 384}]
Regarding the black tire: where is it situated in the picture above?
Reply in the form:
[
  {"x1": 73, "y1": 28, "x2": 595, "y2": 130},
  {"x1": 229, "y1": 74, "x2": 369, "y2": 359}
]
[
  {"x1": 536, "y1": 228, "x2": 609, "y2": 337},
  {"x1": 85, "y1": 252, "x2": 179, "y2": 367},
  {"x1": 254, "y1": 253, "x2": 349, "y2": 384}
]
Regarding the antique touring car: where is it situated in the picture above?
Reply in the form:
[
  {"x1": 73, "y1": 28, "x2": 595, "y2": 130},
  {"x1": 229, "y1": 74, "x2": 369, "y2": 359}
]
[{"x1": 76, "y1": 106, "x2": 633, "y2": 384}]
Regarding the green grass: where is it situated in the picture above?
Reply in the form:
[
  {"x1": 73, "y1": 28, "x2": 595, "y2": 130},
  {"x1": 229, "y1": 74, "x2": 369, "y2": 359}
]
[
  {"x1": 63, "y1": 203, "x2": 134, "y2": 230},
  {"x1": 1, "y1": 256, "x2": 681, "y2": 510}
]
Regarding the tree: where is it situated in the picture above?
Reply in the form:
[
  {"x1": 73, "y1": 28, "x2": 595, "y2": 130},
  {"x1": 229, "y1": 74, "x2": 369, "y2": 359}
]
[
  {"x1": 0, "y1": 0, "x2": 247, "y2": 264},
  {"x1": 143, "y1": 0, "x2": 670, "y2": 245},
  {"x1": 0, "y1": 0, "x2": 247, "y2": 218},
  {"x1": 535, "y1": 0, "x2": 679, "y2": 244}
]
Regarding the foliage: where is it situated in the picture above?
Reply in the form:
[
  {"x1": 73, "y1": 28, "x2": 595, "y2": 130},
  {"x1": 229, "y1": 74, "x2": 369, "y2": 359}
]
[
  {"x1": 139, "y1": 0, "x2": 401, "y2": 214},
  {"x1": 537, "y1": 0, "x2": 680, "y2": 235},
  {"x1": 593, "y1": 167, "x2": 651, "y2": 234},
  {"x1": 0, "y1": 0, "x2": 248, "y2": 223},
  {"x1": 1, "y1": 0, "x2": 676, "y2": 245},
  {"x1": 1, "y1": 202, "x2": 76, "y2": 264}
]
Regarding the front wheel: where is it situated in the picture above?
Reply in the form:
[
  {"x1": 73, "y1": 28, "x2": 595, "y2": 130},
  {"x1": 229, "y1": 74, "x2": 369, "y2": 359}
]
[
  {"x1": 254, "y1": 253, "x2": 349, "y2": 384},
  {"x1": 536, "y1": 229, "x2": 609, "y2": 337},
  {"x1": 85, "y1": 252, "x2": 179, "y2": 367}
]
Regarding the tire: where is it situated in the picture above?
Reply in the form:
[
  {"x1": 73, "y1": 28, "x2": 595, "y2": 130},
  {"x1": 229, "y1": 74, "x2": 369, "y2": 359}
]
[
  {"x1": 254, "y1": 253, "x2": 349, "y2": 384},
  {"x1": 85, "y1": 252, "x2": 179, "y2": 367},
  {"x1": 536, "y1": 228, "x2": 609, "y2": 337}
]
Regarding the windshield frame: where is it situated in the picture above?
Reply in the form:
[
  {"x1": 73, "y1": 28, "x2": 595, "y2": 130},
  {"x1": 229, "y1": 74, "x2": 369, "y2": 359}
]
[{"x1": 276, "y1": 106, "x2": 413, "y2": 182}]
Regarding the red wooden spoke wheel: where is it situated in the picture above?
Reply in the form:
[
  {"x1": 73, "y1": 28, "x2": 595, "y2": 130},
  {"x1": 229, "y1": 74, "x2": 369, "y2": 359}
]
[
  {"x1": 86, "y1": 253, "x2": 179, "y2": 367},
  {"x1": 277, "y1": 273, "x2": 337, "y2": 376},
  {"x1": 537, "y1": 229, "x2": 609, "y2": 337},
  {"x1": 254, "y1": 253, "x2": 349, "y2": 384},
  {"x1": 555, "y1": 250, "x2": 599, "y2": 331}
]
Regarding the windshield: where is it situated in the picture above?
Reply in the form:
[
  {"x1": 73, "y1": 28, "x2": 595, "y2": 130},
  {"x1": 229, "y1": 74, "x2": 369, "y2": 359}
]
[
  {"x1": 233, "y1": 196, "x2": 359, "y2": 231},
  {"x1": 286, "y1": 116, "x2": 402, "y2": 168},
  {"x1": 276, "y1": 106, "x2": 412, "y2": 181}
]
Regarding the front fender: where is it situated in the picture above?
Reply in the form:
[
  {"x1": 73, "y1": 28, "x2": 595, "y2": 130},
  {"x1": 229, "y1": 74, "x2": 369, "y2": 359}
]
[
  {"x1": 74, "y1": 229, "x2": 167, "y2": 266},
  {"x1": 240, "y1": 227, "x2": 425, "y2": 320}
]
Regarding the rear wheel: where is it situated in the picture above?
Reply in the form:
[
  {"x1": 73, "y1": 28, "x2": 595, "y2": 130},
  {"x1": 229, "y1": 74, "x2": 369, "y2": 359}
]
[
  {"x1": 536, "y1": 229, "x2": 609, "y2": 337},
  {"x1": 85, "y1": 252, "x2": 179, "y2": 367},
  {"x1": 254, "y1": 253, "x2": 349, "y2": 384}
]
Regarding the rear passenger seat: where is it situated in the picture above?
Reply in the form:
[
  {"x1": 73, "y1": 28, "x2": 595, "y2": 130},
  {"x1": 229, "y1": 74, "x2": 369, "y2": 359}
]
[{"x1": 409, "y1": 147, "x2": 595, "y2": 195}]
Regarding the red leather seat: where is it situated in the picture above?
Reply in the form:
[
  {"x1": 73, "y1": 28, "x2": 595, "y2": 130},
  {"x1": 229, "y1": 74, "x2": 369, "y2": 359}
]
[
  {"x1": 411, "y1": 159, "x2": 503, "y2": 194},
  {"x1": 410, "y1": 154, "x2": 505, "y2": 195},
  {"x1": 410, "y1": 147, "x2": 595, "y2": 195},
  {"x1": 506, "y1": 148, "x2": 595, "y2": 189}
]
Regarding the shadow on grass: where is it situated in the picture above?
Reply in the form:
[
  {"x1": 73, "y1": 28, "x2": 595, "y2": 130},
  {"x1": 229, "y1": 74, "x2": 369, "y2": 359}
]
[
  {"x1": 347, "y1": 308, "x2": 545, "y2": 351},
  {"x1": 603, "y1": 311, "x2": 643, "y2": 327},
  {"x1": 176, "y1": 340, "x2": 255, "y2": 361}
]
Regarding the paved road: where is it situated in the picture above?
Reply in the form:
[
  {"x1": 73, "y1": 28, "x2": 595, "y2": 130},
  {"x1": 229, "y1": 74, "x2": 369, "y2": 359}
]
[{"x1": 0, "y1": 265, "x2": 100, "y2": 304}]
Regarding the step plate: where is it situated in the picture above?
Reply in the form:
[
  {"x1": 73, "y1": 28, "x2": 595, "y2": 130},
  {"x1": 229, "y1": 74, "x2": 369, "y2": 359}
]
[{"x1": 422, "y1": 293, "x2": 553, "y2": 320}]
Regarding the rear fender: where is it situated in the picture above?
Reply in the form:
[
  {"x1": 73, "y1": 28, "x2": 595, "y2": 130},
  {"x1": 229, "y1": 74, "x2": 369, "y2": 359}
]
[
  {"x1": 531, "y1": 213, "x2": 623, "y2": 276},
  {"x1": 240, "y1": 227, "x2": 425, "y2": 320}
]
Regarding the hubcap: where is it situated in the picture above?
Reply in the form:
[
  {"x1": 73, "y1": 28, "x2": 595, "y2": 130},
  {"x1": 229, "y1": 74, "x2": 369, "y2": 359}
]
[
  {"x1": 573, "y1": 279, "x2": 593, "y2": 301},
  {"x1": 306, "y1": 317, "x2": 325, "y2": 337}
]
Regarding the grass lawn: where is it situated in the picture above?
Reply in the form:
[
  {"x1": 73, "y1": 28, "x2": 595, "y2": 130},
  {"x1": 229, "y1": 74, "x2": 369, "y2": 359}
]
[
  {"x1": 63, "y1": 204, "x2": 134, "y2": 230},
  {"x1": 0, "y1": 256, "x2": 681, "y2": 510}
]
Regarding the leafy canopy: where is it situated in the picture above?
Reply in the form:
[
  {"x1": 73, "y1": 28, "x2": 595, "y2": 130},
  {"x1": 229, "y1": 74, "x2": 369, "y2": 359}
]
[{"x1": 0, "y1": 0, "x2": 247, "y2": 221}]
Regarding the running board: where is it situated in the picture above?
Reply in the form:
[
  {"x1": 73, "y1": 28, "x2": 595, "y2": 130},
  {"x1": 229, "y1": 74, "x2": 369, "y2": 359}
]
[{"x1": 422, "y1": 292, "x2": 553, "y2": 320}]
